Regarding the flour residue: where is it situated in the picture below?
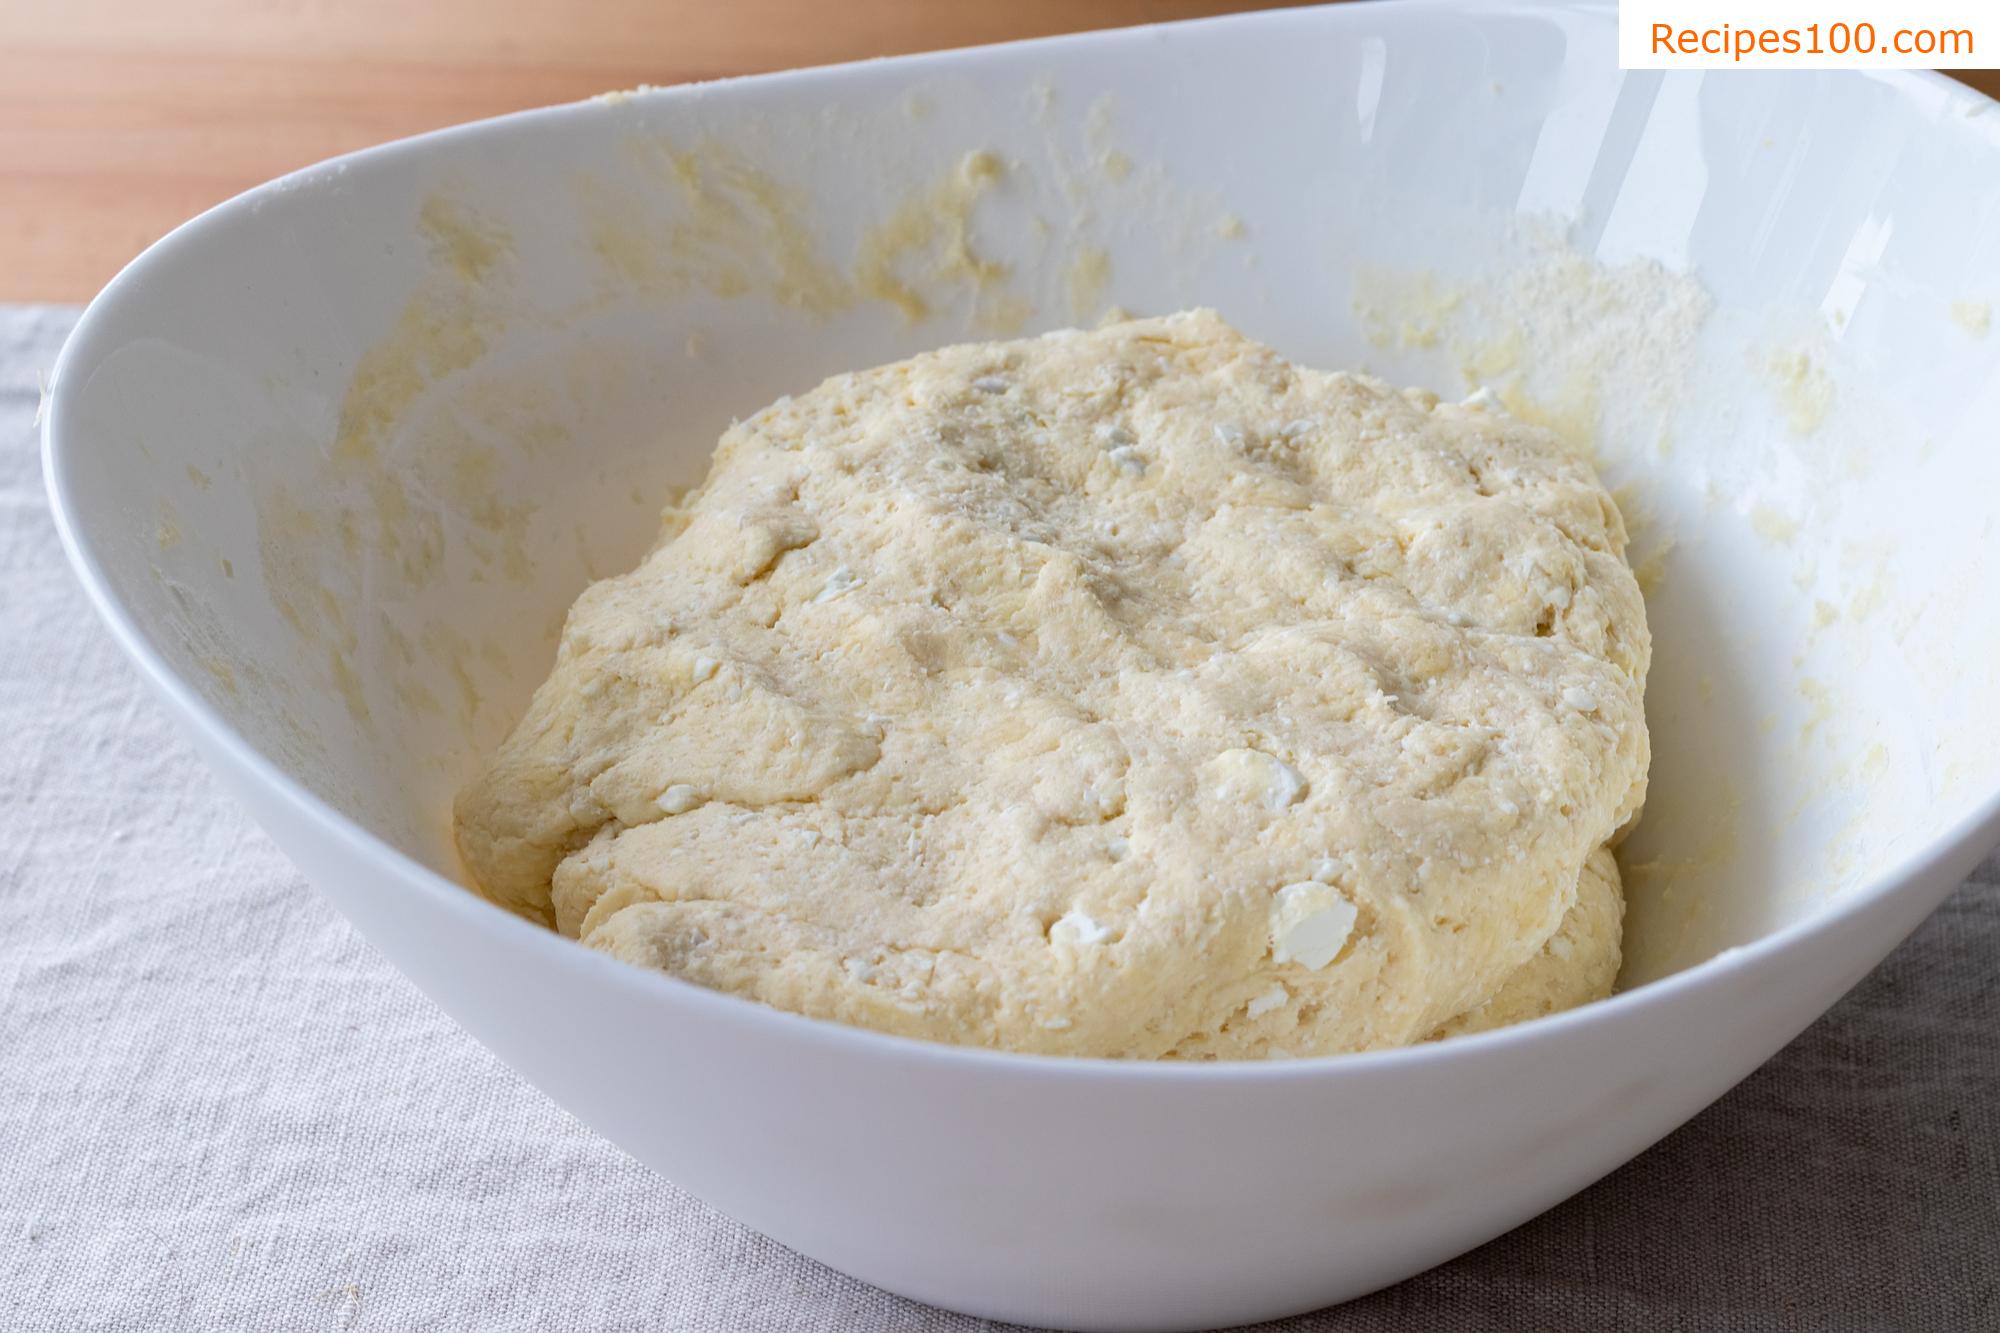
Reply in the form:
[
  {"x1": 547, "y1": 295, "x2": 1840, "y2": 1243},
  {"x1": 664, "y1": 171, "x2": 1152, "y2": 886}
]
[
  {"x1": 855, "y1": 150, "x2": 1026, "y2": 331},
  {"x1": 1354, "y1": 272, "x2": 1461, "y2": 352},
  {"x1": 1765, "y1": 346, "x2": 1834, "y2": 436},
  {"x1": 1353, "y1": 225, "x2": 1713, "y2": 463},
  {"x1": 334, "y1": 196, "x2": 513, "y2": 476},
  {"x1": 147, "y1": 552, "x2": 319, "y2": 769},
  {"x1": 1796, "y1": 677, "x2": 1836, "y2": 744},
  {"x1": 1837, "y1": 538, "x2": 1893, "y2": 622},
  {"x1": 156, "y1": 501, "x2": 182, "y2": 551},
  {"x1": 418, "y1": 194, "x2": 512, "y2": 284},
  {"x1": 255, "y1": 191, "x2": 565, "y2": 732},
  {"x1": 1016, "y1": 84, "x2": 1239, "y2": 313},
  {"x1": 1750, "y1": 505, "x2": 1800, "y2": 545},
  {"x1": 584, "y1": 140, "x2": 851, "y2": 316},
  {"x1": 573, "y1": 86, "x2": 1233, "y2": 337},
  {"x1": 1064, "y1": 247, "x2": 1112, "y2": 322},
  {"x1": 580, "y1": 141, "x2": 1054, "y2": 333},
  {"x1": 256, "y1": 481, "x2": 345, "y2": 645}
]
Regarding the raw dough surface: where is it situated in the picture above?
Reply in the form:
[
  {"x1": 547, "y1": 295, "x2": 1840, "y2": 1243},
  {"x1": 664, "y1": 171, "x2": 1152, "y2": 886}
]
[
  {"x1": 1431, "y1": 846, "x2": 1624, "y2": 1041},
  {"x1": 455, "y1": 310, "x2": 1649, "y2": 1058}
]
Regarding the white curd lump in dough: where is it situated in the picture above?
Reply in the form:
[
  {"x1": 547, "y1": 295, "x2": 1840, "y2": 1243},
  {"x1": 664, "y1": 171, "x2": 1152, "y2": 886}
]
[{"x1": 454, "y1": 311, "x2": 1650, "y2": 1059}]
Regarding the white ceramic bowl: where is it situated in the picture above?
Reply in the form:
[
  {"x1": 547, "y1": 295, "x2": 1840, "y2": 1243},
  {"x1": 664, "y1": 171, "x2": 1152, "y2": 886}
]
[{"x1": 43, "y1": 2, "x2": 2000, "y2": 1327}]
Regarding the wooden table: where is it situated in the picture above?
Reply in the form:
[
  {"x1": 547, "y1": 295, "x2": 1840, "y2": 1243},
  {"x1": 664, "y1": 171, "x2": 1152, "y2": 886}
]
[{"x1": 4, "y1": 0, "x2": 1994, "y2": 303}]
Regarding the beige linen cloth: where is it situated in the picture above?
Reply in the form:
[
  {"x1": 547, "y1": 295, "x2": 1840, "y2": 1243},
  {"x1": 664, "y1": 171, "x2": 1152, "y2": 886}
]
[{"x1": 3, "y1": 307, "x2": 1995, "y2": 1331}]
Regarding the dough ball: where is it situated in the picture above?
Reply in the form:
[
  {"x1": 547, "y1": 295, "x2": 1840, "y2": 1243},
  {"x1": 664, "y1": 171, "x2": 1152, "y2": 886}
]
[{"x1": 454, "y1": 310, "x2": 1650, "y2": 1058}]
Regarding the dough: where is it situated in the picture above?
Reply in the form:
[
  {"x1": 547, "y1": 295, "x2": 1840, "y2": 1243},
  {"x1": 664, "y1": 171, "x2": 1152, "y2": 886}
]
[
  {"x1": 455, "y1": 310, "x2": 1649, "y2": 1058},
  {"x1": 1430, "y1": 846, "x2": 1625, "y2": 1041}
]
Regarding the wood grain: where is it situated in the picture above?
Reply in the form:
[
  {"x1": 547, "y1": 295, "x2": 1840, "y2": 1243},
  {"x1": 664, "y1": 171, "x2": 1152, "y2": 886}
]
[{"x1": 3, "y1": 1, "x2": 1994, "y2": 302}]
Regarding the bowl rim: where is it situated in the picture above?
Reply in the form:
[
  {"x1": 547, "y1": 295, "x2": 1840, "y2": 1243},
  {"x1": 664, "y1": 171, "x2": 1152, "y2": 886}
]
[{"x1": 40, "y1": 0, "x2": 2000, "y2": 1083}]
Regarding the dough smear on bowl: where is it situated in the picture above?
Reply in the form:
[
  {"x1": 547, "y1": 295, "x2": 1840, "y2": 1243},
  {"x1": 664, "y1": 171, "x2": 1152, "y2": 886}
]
[{"x1": 454, "y1": 310, "x2": 1650, "y2": 1058}]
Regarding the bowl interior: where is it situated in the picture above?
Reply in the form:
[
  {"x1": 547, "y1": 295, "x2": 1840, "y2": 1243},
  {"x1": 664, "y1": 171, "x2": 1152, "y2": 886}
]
[{"x1": 51, "y1": 2, "x2": 2000, "y2": 991}]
